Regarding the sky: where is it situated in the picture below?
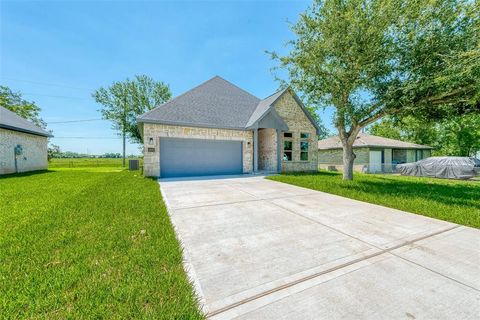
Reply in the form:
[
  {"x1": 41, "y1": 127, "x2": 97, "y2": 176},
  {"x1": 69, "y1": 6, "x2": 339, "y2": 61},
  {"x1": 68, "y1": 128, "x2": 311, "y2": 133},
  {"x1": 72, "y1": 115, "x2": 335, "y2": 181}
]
[{"x1": 1, "y1": 0, "x2": 334, "y2": 155}]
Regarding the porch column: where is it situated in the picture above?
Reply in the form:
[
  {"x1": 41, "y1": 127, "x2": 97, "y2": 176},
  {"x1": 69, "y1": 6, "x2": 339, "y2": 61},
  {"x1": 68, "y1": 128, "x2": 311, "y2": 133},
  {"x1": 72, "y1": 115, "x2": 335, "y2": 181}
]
[
  {"x1": 277, "y1": 129, "x2": 282, "y2": 172},
  {"x1": 253, "y1": 128, "x2": 258, "y2": 172}
]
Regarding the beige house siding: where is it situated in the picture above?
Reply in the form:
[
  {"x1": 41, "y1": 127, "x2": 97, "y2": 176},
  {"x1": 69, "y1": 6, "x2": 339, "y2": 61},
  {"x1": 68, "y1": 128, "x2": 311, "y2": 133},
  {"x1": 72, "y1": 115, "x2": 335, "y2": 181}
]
[
  {"x1": 142, "y1": 123, "x2": 253, "y2": 177},
  {"x1": 318, "y1": 147, "x2": 369, "y2": 172},
  {"x1": 273, "y1": 92, "x2": 318, "y2": 172},
  {"x1": 258, "y1": 128, "x2": 277, "y2": 171},
  {"x1": 319, "y1": 147, "x2": 432, "y2": 173},
  {"x1": 0, "y1": 128, "x2": 48, "y2": 174}
]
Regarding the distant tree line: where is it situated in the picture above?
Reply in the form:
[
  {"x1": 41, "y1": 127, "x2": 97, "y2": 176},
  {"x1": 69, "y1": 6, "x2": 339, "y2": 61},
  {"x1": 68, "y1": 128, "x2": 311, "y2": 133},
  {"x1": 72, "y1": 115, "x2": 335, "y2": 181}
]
[{"x1": 47, "y1": 144, "x2": 139, "y2": 160}]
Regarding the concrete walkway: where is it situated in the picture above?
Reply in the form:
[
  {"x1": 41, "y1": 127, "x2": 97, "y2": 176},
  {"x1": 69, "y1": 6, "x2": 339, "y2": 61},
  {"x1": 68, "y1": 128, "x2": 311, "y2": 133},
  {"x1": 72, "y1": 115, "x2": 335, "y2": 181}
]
[{"x1": 159, "y1": 175, "x2": 480, "y2": 319}]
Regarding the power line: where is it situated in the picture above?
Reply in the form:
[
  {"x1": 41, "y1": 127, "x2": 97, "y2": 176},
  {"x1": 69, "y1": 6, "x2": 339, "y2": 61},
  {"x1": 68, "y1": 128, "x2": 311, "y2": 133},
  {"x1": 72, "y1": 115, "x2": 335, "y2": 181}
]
[
  {"x1": 22, "y1": 92, "x2": 89, "y2": 100},
  {"x1": 48, "y1": 118, "x2": 103, "y2": 124},
  {"x1": 53, "y1": 137, "x2": 122, "y2": 139},
  {"x1": 0, "y1": 77, "x2": 91, "y2": 90}
]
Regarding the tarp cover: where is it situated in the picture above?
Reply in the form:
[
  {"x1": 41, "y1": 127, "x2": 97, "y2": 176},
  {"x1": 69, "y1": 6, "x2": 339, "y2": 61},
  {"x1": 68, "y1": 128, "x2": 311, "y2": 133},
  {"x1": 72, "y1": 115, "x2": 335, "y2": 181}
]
[{"x1": 397, "y1": 157, "x2": 480, "y2": 179}]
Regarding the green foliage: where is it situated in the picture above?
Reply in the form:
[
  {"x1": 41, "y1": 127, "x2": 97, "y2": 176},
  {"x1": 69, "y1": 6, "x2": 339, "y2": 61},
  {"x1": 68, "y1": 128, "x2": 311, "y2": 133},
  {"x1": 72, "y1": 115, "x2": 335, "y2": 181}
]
[
  {"x1": 0, "y1": 85, "x2": 47, "y2": 128},
  {"x1": 92, "y1": 75, "x2": 171, "y2": 144},
  {"x1": 268, "y1": 172, "x2": 480, "y2": 228},
  {"x1": 0, "y1": 169, "x2": 203, "y2": 319},
  {"x1": 369, "y1": 114, "x2": 480, "y2": 156},
  {"x1": 47, "y1": 144, "x2": 61, "y2": 161},
  {"x1": 271, "y1": 0, "x2": 479, "y2": 178},
  {"x1": 305, "y1": 105, "x2": 330, "y2": 138},
  {"x1": 436, "y1": 114, "x2": 480, "y2": 156}
]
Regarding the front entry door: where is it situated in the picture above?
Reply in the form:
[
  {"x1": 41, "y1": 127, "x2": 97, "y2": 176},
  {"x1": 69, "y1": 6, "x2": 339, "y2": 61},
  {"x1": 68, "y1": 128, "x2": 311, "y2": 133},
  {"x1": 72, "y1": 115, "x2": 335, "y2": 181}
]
[{"x1": 369, "y1": 150, "x2": 382, "y2": 173}]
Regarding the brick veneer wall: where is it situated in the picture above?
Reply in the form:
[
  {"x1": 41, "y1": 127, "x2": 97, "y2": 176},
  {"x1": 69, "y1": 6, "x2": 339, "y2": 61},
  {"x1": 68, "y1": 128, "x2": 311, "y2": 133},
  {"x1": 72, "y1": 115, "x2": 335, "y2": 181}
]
[
  {"x1": 142, "y1": 123, "x2": 253, "y2": 177},
  {"x1": 273, "y1": 92, "x2": 318, "y2": 172},
  {"x1": 258, "y1": 128, "x2": 277, "y2": 171},
  {"x1": 0, "y1": 128, "x2": 48, "y2": 174}
]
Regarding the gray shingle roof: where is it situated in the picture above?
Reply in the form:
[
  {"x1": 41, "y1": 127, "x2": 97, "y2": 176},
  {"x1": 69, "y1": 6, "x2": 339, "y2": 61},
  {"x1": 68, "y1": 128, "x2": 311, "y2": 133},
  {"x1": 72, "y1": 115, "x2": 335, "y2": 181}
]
[
  {"x1": 138, "y1": 76, "x2": 261, "y2": 129},
  {"x1": 317, "y1": 133, "x2": 432, "y2": 150},
  {"x1": 245, "y1": 88, "x2": 288, "y2": 128},
  {"x1": 0, "y1": 106, "x2": 52, "y2": 137},
  {"x1": 138, "y1": 76, "x2": 320, "y2": 133}
]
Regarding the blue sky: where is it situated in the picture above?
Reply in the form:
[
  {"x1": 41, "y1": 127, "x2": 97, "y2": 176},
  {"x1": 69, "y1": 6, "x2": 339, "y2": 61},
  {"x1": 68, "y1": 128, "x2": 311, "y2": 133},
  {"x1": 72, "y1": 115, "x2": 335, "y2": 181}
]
[{"x1": 1, "y1": 0, "x2": 333, "y2": 155}]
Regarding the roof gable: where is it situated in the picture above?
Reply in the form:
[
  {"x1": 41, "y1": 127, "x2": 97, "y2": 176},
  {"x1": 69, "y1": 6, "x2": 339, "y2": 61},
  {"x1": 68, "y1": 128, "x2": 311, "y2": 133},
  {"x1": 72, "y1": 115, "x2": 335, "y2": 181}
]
[
  {"x1": 0, "y1": 106, "x2": 52, "y2": 137},
  {"x1": 247, "y1": 88, "x2": 322, "y2": 134},
  {"x1": 137, "y1": 77, "x2": 321, "y2": 133},
  {"x1": 138, "y1": 76, "x2": 260, "y2": 129}
]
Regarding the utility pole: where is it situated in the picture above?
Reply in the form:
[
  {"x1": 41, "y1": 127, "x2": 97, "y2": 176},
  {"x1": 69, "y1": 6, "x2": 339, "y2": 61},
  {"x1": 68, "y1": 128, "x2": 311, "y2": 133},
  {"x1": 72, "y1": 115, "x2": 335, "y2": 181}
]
[{"x1": 122, "y1": 94, "x2": 127, "y2": 167}]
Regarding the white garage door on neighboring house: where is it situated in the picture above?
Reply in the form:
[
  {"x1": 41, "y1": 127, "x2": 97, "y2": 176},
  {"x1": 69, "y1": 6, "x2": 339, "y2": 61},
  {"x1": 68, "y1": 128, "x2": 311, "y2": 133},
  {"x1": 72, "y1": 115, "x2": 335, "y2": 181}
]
[{"x1": 159, "y1": 138, "x2": 243, "y2": 178}]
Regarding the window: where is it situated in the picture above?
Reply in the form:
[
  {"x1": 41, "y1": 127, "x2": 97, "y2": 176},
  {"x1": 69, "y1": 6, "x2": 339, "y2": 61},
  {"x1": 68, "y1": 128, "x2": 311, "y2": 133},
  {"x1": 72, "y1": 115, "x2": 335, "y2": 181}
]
[
  {"x1": 283, "y1": 140, "x2": 292, "y2": 161},
  {"x1": 300, "y1": 133, "x2": 309, "y2": 161},
  {"x1": 300, "y1": 141, "x2": 309, "y2": 161},
  {"x1": 284, "y1": 132, "x2": 293, "y2": 138},
  {"x1": 416, "y1": 150, "x2": 423, "y2": 161}
]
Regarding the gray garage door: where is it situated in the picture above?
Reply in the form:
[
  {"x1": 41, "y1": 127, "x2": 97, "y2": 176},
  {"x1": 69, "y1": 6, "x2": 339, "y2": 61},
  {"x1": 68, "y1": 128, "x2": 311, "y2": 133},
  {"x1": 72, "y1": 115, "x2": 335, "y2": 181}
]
[{"x1": 160, "y1": 138, "x2": 243, "y2": 178}]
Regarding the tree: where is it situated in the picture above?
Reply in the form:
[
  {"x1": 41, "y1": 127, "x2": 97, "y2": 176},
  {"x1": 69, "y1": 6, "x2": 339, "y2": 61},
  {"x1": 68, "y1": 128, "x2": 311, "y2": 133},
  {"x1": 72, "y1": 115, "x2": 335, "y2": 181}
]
[
  {"x1": 0, "y1": 86, "x2": 46, "y2": 128},
  {"x1": 271, "y1": 0, "x2": 479, "y2": 179},
  {"x1": 92, "y1": 75, "x2": 171, "y2": 166},
  {"x1": 47, "y1": 144, "x2": 61, "y2": 161},
  {"x1": 369, "y1": 114, "x2": 480, "y2": 157},
  {"x1": 368, "y1": 116, "x2": 438, "y2": 147},
  {"x1": 305, "y1": 105, "x2": 330, "y2": 139}
]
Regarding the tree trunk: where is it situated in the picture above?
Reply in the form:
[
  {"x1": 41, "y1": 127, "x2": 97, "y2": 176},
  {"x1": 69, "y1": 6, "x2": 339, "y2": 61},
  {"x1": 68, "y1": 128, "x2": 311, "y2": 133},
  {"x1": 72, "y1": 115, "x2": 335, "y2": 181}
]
[
  {"x1": 342, "y1": 140, "x2": 356, "y2": 180},
  {"x1": 122, "y1": 130, "x2": 126, "y2": 167}
]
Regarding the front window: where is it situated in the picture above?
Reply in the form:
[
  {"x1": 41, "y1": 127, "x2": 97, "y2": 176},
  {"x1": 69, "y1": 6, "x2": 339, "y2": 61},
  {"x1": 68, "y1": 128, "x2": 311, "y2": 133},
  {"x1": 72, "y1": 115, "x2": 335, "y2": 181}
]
[
  {"x1": 300, "y1": 133, "x2": 309, "y2": 161},
  {"x1": 283, "y1": 140, "x2": 292, "y2": 161},
  {"x1": 300, "y1": 133, "x2": 310, "y2": 139}
]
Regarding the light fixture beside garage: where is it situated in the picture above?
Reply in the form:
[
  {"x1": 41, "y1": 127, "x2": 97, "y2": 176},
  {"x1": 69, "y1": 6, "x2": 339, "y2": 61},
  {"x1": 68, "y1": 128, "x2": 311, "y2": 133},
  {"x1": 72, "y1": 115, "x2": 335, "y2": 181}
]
[{"x1": 148, "y1": 137, "x2": 154, "y2": 145}]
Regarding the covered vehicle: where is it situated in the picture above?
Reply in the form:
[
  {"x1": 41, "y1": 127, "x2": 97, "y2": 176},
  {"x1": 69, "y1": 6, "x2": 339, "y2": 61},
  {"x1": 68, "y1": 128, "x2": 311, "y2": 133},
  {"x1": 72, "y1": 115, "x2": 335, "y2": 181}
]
[{"x1": 396, "y1": 157, "x2": 480, "y2": 179}]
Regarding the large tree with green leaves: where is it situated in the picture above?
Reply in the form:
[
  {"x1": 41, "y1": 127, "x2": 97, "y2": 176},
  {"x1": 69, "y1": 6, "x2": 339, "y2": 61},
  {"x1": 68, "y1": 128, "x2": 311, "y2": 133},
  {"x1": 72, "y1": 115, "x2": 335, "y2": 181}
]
[
  {"x1": 92, "y1": 75, "x2": 171, "y2": 166},
  {"x1": 271, "y1": 0, "x2": 479, "y2": 179},
  {"x1": 0, "y1": 86, "x2": 46, "y2": 128},
  {"x1": 369, "y1": 114, "x2": 480, "y2": 157}
]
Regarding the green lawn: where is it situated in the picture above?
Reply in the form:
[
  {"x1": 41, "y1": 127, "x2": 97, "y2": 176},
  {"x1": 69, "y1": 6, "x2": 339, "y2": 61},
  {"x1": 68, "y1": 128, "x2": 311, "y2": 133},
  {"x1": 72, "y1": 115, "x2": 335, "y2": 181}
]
[
  {"x1": 48, "y1": 157, "x2": 143, "y2": 168},
  {"x1": 0, "y1": 168, "x2": 203, "y2": 319},
  {"x1": 268, "y1": 171, "x2": 480, "y2": 228}
]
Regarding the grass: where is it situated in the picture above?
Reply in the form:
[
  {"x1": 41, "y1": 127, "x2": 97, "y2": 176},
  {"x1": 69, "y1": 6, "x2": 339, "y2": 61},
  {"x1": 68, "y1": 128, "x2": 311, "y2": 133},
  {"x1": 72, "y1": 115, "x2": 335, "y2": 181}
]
[
  {"x1": 48, "y1": 158, "x2": 143, "y2": 168},
  {"x1": 268, "y1": 171, "x2": 480, "y2": 228},
  {"x1": 0, "y1": 167, "x2": 203, "y2": 319}
]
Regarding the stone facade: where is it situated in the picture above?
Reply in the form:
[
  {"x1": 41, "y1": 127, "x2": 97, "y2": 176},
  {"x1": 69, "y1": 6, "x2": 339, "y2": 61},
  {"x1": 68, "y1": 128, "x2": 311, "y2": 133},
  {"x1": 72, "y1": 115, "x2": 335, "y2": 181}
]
[
  {"x1": 0, "y1": 128, "x2": 48, "y2": 174},
  {"x1": 141, "y1": 90, "x2": 319, "y2": 177},
  {"x1": 142, "y1": 123, "x2": 253, "y2": 177},
  {"x1": 258, "y1": 128, "x2": 277, "y2": 171},
  {"x1": 273, "y1": 92, "x2": 318, "y2": 172}
]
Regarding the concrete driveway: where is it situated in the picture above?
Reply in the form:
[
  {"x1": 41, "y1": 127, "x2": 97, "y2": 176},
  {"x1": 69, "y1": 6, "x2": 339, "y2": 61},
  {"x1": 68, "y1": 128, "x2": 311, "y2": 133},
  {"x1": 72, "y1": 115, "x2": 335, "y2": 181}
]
[{"x1": 159, "y1": 175, "x2": 480, "y2": 319}]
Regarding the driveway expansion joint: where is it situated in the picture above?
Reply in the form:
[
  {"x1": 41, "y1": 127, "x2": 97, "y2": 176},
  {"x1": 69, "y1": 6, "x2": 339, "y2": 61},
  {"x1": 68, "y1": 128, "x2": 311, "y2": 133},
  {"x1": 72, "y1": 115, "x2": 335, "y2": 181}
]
[{"x1": 206, "y1": 224, "x2": 461, "y2": 318}]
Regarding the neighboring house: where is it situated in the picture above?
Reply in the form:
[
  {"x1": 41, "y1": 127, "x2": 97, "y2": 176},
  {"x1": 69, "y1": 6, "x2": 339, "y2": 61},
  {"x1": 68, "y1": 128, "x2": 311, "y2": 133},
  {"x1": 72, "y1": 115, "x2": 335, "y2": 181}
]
[
  {"x1": 317, "y1": 133, "x2": 433, "y2": 173},
  {"x1": 137, "y1": 76, "x2": 321, "y2": 178},
  {"x1": 0, "y1": 106, "x2": 52, "y2": 174}
]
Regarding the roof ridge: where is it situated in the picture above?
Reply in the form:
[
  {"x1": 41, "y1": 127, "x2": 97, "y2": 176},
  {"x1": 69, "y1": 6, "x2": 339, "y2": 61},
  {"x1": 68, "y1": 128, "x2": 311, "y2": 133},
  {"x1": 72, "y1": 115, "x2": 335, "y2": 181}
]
[
  {"x1": 214, "y1": 76, "x2": 260, "y2": 101},
  {"x1": 139, "y1": 76, "x2": 260, "y2": 120}
]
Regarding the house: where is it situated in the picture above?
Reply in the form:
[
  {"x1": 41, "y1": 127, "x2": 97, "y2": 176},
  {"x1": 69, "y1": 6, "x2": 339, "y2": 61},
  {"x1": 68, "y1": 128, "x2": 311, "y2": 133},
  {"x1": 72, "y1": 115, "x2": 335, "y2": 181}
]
[
  {"x1": 137, "y1": 76, "x2": 321, "y2": 178},
  {"x1": 0, "y1": 106, "x2": 52, "y2": 174},
  {"x1": 317, "y1": 133, "x2": 433, "y2": 173}
]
